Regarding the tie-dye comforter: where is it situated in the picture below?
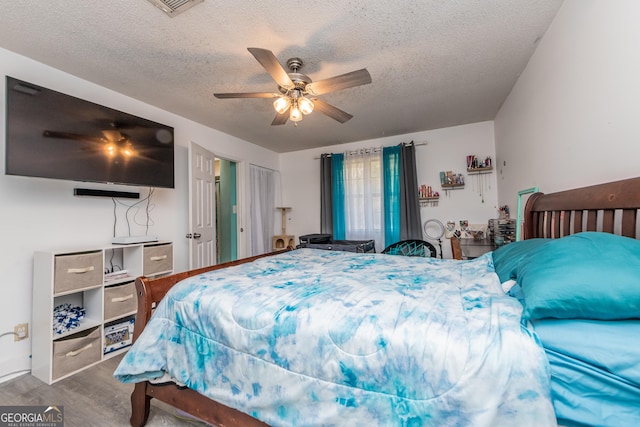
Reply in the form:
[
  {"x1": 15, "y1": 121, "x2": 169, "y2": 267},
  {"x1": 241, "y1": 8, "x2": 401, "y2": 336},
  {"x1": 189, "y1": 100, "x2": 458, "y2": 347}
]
[{"x1": 114, "y1": 249, "x2": 556, "y2": 426}]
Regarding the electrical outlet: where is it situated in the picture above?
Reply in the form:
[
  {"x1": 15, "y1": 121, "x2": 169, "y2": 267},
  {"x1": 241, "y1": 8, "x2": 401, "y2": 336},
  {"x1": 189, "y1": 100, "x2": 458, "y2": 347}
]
[{"x1": 14, "y1": 323, "x2": 28, "y2": 341}]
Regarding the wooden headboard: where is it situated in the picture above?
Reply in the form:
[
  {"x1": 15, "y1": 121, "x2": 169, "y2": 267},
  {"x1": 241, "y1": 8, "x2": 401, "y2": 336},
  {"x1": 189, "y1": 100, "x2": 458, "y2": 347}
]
[{"x1": 523, "y1": 177, "x2": 640, "y2": 240}]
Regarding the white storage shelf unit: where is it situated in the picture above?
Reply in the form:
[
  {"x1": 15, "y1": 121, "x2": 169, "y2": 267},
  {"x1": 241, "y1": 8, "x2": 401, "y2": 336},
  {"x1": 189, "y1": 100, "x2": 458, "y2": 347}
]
[{"x1": 32, "y1": 241, "x2": 173, "y2": 384}]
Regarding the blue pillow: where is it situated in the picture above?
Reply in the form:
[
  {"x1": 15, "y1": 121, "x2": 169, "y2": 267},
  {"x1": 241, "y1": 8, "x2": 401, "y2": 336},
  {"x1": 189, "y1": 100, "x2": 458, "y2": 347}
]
[
  {"x1": 491, "y1": 238, "x2": 551, "y2": 283},
  {"x1": 516, "y1": 232, "x2": 640, "y2": 320}
]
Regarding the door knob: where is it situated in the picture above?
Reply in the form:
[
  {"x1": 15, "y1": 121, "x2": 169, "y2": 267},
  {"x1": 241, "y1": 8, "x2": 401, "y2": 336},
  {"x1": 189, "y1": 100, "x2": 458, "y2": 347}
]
[{"x1": 193, "y1": 233, "x2": 202, "y2": 239}]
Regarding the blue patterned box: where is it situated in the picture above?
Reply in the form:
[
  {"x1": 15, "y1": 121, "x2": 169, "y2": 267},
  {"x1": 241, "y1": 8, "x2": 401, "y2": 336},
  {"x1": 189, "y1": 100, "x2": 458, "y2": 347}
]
[{"x1": 104, "y1": 318, "x2": 135, "y2": 354}]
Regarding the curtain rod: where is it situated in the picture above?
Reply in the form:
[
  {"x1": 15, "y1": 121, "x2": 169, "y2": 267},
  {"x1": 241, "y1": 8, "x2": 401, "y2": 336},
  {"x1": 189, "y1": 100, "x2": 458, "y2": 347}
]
[{"x1": 315, "y1": 141, "x2": 427, "y2": 159}]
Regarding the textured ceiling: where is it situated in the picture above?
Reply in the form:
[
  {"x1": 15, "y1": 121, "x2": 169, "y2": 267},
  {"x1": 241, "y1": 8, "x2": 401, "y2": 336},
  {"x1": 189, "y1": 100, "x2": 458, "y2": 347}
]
[{"x1": 0, "y1": 0, "x2": 563, "y2": 153}]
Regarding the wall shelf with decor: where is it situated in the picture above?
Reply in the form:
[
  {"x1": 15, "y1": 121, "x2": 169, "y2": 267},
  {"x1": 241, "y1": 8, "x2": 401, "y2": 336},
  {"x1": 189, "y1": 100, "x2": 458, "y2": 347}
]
[
  {"x1": 465, "y1": 156, "x2": 493, "y2": 203},
  {"x1": 467, "y1": 166, "x2": 493, "y2": 174},
  {"x1": 440, "y1": 171, "x2": 465, "y2": 186},
  {"x1": 440, "y1": 184, "x2": 464, "y2": 197},
  {"x1": 466, "y1": 166, "x2": 493, "y2": 203},
  {"x1": 466, "y1": 155, "x2": 493, "y2": 171},
  {"x1": 439, "y1": 171, "x2": 465, "y2": 196},
  {"x1": 418, "y1": 184, "x2": 439, "y2": 206},
  {"x1": 419, "y1": 196, "x2": 440, "y2": 207}
]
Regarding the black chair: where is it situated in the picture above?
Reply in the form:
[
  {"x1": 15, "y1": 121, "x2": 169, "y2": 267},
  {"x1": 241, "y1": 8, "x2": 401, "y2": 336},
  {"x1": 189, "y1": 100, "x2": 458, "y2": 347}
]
[{"x1": 381, "y1": 239, "x2": 437, "y2": 257}]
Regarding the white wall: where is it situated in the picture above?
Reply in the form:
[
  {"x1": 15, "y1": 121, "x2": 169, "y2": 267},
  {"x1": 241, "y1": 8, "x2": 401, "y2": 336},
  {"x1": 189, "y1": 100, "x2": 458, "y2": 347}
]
[
  {"x1": 0, "y1": 47, "x2": 279, "y2": 382},
  {"x1": 495, "y1": 0, "x2": 640, "y2": 210},
  {"x1": 280, "y1": 121, "x2": 498, "y2": 259}
]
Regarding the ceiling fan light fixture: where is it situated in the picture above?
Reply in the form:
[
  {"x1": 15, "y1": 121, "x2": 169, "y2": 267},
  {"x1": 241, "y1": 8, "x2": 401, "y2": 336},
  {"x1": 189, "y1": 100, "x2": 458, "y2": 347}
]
[
  {"x1": 273, "y1": 96, "x2": 291, "y2": 114},
  {"x1": 298, "y1": 97, "x2": 314, "y2": 115},
  {"x1": 289, "y1": 103, "x2": 303, "y2": 122}
]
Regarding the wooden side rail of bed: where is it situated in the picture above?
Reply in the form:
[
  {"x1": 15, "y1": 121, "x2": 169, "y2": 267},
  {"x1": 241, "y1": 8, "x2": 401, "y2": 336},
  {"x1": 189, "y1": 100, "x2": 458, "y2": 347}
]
[
  {"x1": 524, "y1": 176, "x2": 640, "y2": 240},
  {"x1": 129, "y1": 249, "x2": 291, "y2": 427}
]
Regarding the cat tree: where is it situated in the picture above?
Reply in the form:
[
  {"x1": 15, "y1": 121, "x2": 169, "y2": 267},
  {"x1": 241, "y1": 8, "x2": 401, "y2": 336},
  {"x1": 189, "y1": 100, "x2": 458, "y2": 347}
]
[{"x1": 272, "y1": 207, "x2": 295, "y2": 250}]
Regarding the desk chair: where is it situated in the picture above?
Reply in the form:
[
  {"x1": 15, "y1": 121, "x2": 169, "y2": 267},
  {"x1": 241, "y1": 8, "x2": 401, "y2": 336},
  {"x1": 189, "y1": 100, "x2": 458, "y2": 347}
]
[
  {"x1": 450, "y1": 237, "x2": 463, "y2": 260},
  {"x1": 381, "y1": 239, "x2": 437, "y2": 257}
]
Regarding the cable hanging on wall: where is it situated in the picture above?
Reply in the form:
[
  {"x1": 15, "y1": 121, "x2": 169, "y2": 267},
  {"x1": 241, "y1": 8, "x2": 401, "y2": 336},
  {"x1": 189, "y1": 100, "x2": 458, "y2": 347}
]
[{"x1": 111, "y1": 187, "x2": 156, "y2": 238}]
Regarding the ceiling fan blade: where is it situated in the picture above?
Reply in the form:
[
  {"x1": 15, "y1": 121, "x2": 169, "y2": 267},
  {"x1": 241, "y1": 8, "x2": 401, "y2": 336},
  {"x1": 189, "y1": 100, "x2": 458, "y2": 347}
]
[
  {"x1": 214, "y1": 92, "x2": 278, "y2": 99},
  {"x1": 247, "y1": 48, "x2": 295, "y2": 90},
  {"x1": 312, "y1": 98, "x2": 353, "y2": 123},
  {"x1": 305, "y1": 68, "x2": 372, "y2": 96},
  {"x1": 271, "y1": 112, "x2": 289, "y2": 126},
  {"x1": 42, "y1": 130, "x2": 105, "y2": 144}
]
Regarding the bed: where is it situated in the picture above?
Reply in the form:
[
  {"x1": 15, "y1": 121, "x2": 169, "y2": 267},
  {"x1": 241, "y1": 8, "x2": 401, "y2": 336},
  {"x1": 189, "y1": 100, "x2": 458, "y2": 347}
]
[
  {"x1": 515, "y1": 177, "x2": 640, "y2": 427},
  {"x1": 114, "y1": 177, "x2": 640, "y2": 427}
]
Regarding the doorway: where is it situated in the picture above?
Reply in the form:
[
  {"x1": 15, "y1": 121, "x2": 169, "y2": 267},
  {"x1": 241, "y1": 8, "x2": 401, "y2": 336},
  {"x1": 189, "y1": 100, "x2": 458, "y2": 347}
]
[
  {"x1": 189, "y1": 142, "x2": 238, "y2": 269},
  {"x1": 215, "y1": 158, "x2": 237, "y2": 263}
]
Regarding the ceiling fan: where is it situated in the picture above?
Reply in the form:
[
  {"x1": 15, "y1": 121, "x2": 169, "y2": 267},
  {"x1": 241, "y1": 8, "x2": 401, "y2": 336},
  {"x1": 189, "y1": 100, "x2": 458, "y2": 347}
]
[{"x1": 214, "y1": 48, "x2": 372, "y2": 126}]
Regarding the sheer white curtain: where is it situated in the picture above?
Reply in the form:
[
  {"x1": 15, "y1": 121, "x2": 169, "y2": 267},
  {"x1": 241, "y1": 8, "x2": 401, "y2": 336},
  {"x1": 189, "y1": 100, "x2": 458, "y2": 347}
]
[
  {"x1": 343, "y1": 148, "x2": 384, "y2": 252},
  {"x1": 250, "y1": 165, "x2": 276, "y2": 255}
]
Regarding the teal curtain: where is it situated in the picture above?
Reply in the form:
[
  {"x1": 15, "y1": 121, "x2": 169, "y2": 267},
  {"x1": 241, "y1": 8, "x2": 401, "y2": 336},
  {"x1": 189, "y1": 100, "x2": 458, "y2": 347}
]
[
  {"x1": 331, "y1": 153, "x2": 346, "y2": 240},
  {"x1": 383, "y1": 146, "x2": 400, "y2": 246}
]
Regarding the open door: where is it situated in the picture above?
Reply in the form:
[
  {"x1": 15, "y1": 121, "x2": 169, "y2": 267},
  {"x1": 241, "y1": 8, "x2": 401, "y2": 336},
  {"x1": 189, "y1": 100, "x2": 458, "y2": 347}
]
[
  {"x1": 188, "y1": 142, "x2": 238, "y2": 269},
  {"x1": 188, "y1": 142, "x2": 216, "y2": 269}
]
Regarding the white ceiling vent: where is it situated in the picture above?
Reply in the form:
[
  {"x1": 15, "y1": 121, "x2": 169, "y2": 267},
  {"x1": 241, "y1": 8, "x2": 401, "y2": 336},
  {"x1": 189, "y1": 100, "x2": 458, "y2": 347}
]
[{"x1": 147, "y1": 0, "x2": 203, "y2": 17}]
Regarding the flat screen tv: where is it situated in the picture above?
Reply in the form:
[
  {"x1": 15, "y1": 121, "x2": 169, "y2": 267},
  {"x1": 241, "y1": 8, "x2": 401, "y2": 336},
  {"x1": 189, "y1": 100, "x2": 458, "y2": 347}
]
[{"x1": 5, "y1": 76, "x2": 175, "y2": 189}]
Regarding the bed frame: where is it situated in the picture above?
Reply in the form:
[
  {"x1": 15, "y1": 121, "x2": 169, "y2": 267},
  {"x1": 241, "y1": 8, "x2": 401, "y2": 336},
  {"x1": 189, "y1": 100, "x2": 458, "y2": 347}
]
[
  {"x1": 128, "y1": 177, "x2": 640, "y2": 427},
  {"x1": 129, "y1": 250, "x2": 288, "y2": 427},
  {"x1": 524, "y1": 176, "x2": 640, "y2": 240}
]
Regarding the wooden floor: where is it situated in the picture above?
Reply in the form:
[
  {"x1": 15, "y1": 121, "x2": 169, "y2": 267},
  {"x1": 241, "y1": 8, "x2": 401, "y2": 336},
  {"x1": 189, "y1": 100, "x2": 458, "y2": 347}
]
[{"x1": 0, "y1": 354, "x2": 208, "y2": 427}]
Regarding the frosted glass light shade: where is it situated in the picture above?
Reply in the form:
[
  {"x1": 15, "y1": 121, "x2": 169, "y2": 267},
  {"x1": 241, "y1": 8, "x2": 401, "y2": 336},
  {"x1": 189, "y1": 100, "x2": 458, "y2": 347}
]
[
  {"x1": 298, "y1": 97, "x2": 314, "y2": 115},
  {"x1": 273, "y1": 97, "x2": 291, "y2": 114},
  {"x1": 289, "y1": 105, "x2": 302, "y2": 122}
]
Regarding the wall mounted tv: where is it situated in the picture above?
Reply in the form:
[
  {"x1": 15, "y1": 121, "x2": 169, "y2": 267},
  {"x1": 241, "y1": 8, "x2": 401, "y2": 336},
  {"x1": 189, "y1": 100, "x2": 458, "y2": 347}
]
[{"x1": 5, "y1": 76, "x2": 175, "y2": 189}]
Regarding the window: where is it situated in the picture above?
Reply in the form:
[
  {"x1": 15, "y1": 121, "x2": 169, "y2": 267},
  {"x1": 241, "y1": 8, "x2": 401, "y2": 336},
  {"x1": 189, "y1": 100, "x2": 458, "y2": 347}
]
[
  {"x1": 343, "y1": 149, "x2": 384, "y2": 251},
  {"x1": 322, "y1": 143, "x2": 420, "y2": 253}
]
